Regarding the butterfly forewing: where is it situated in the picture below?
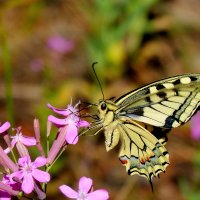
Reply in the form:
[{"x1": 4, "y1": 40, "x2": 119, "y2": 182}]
[{"x1": 115, "y1": 74, "x2": 200, "y2": 128}]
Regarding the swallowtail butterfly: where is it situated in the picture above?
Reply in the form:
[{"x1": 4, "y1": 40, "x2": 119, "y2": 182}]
[{"x1": 89, "y1": 72, "x2": 200, "y2": 189}]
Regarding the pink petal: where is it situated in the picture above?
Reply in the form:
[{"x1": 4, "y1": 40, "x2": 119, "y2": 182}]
[
  {"x1": 0, "y1": 147, "x2": 18, "y2": 172},
  {"x1": 59, "y1": 185, "x2": 78, "y2": 198},
  {"x1": 33, "y1": 157, "x2": 47, "y2": 168},
  {"x1": 67, "y1": 104, "x2": 79, "y2": 114},
  {"x1": 18, "y1": 156, "x2": 30, "y2": 167},
  {"x1": 0, "y1": 180, "x2": 19, "y2": 196},
  {"x1": 4, "y1": 147, "x2": 11, "y2": 154},
  {"x1": 20, "y1": 136, "x2": 36, "y2": 146},
  {"x1": 79, "y1": 177, "x2": 93, "y2": 193},
  {"x1": 46, "y1": 126, "x2": 67, "y2": 165},
  {"x1": 0, "y1": 122, "x2": 10, "y2": 134},
  {"x1": 22, "y1": 173, "x2": 34, "y2": 194},
  {"x1": 0, "y1": 190, "x2": 11, "y2": 200},
  {"x1": 10, "y1": 171, "x2": 23, "y2": 180},
  {"x1": 34, "y1": 183, "x2": 46, "y2": 200},
  {"x1": 47, "y1": 104, "x2": 70, "y2": 116},
  {"x1": 66, "y1": 124, "x2": 78, "y2": 144},
  {"x1": 191, "y1": 111, "x2": 200, "y2": 140},
  {"x1": 32, "y1": 169, "x2": 50, "y2": 183},
  {"x1": 11, "y1": 139, "x2": 17, "y2": 148},
  {"x1": 78, "y1": 120, "x2": 90, "y2": 128},
  {"x1": 16, "y1": 143, "x2": 29, "y2": 157},
  {"x1": 3, "y1": 174, "x2": 17, "y2": 186},
  {"x1": 87, "y1": 190, "x2": 109, "y2": 200},
  {"x1": 48, "y1": 115, "x2": 67, "y2": 126}
]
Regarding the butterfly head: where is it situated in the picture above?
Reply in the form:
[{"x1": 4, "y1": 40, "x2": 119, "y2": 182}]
[
  {"x1": 98, "y1": 100, "x2": 108, "y2": 114},
  {"x1": 98, "y1": 99, "x2": 118, "y2": 120}
]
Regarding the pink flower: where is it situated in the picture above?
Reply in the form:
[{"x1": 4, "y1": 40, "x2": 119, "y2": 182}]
[
  {"x1": 10, "y1": 127, "x2": 36, "y2": 147},
  {"x1": 33, "y1": 119, "x2": 45, "y2": 157},
  {"x1": 0, "y1": 122, "x2": 10, "y2": 134},
  {"x1": 30, "y1": 58, "x2": 44, "y2": 72},
  {"x1": 0, "y1": 146, "x2": 18, "y2": 172},
  {"x1": 48, "y1": 102, "x2": 89, "y2": 144},
  {"x1": 59, "y1": 176, "x2": 109, "y2": 200},
  {"x1": 47, "y1": 35, "x2": 74, "y2": 54},
  {"x1": 0, "y1": 122, "x2": 11, "y2": 152},
  {"x1": 0, "y1": 189, "x2": 10, "y2": 200},
  {"x1": 47, "y1": 101, "x2": 89, "y2": 164},
  {"x1": 0, "y1": 175, "x2": 20, "y2": 199},
  {"x1": 191, "y1": 111, "x2": 200, "y2": 140},
  {"x1": 2, "y1": 175, "x2": 21, "y2": 191},
  {"x1": 11, "y1": 156, "x2": 50, "y2": 194},
  {"x1": 5, "y1": 127, "x2": 36, "y2": 156}
]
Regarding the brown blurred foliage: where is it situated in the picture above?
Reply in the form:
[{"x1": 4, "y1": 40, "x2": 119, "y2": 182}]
[{"x1": 0, "y1": 0, "x2": 200, "y2": 199}]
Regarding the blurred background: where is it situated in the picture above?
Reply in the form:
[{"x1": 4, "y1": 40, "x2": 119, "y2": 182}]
[{"x1": 0, "y1": 0, "x2": 200, "y2": 199}]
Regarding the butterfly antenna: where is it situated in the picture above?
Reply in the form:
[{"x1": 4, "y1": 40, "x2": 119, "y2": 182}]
[{"x1": 92, "y1": 62, "x2": 105, "y2": 100}]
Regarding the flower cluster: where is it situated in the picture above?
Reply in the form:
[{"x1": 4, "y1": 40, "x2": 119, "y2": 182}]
[
  {"x1": 0, "y1": 121, "x2": 49, "y2": 199},
  {"x1": 0, "y1": 102, "x2": 109, "y2": 200}
]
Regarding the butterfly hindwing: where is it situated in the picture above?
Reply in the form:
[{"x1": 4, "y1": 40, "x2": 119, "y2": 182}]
[{"x1": 116, "y1": 119, "x2": 169, "y2": 182}]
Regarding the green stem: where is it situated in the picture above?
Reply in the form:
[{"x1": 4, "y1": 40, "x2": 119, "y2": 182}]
[
  {"x1": 18, "y1": 191, "x2": 34, "y2": 200},
  {"x1": 46, "y1": 136, "x2": 49, "y2": 157},
  {"x1": 44, "y1": 131, "x2": 50, "y2": 193},
  {"x1": 10, "y1": 149, "x2": 17, "y2": 164}
]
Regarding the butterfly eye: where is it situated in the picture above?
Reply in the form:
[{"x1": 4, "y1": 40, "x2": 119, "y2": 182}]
[{"x1": 101, "y1": 103, "x2": 107, "y2": 111}]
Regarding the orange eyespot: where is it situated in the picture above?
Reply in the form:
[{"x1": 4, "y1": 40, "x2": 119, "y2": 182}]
[
  {"x1": 140, "y1": 158, "x2": 145, "y2": 164},
  {"x1": 146, "y1": 156, "x2": 150, "y2": 161},
  {"x1": 119, "y1": 158, "x2": 128, "y2": 165}
]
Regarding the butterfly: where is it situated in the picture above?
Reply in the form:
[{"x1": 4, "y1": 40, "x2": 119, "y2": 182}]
[{"x1": 88, "y1": 71, "x2": 200, "y2": 189}]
